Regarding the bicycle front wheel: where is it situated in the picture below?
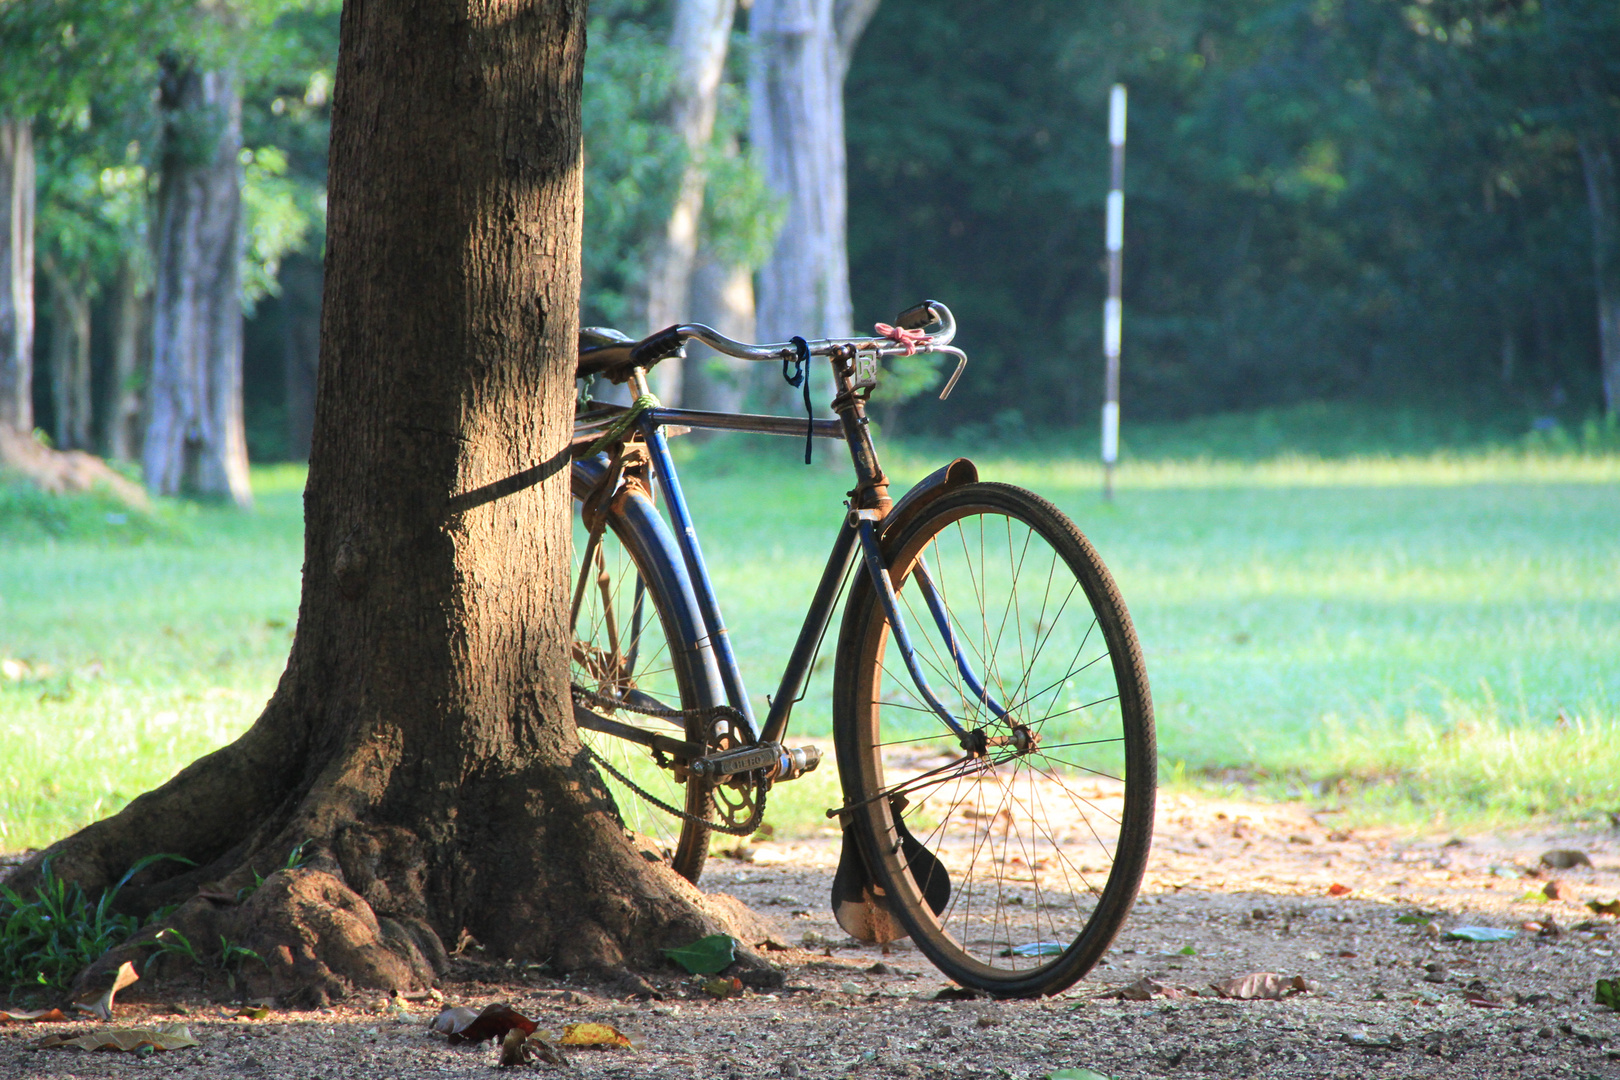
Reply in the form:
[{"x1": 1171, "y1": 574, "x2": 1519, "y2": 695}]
[
  {"x1": 571, "y1": 458, "x2": 725, "y2": 883},
  {"x1": 833, "y1": 482, "x2": 1155, "y2": 997}
]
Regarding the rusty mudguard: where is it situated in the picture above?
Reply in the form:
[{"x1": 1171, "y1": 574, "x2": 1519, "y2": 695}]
[{"x1": 879, "y1": 457, "x2": 977, "y2": 547}]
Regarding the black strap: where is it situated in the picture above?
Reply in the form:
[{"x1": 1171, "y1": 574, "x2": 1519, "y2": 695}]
[{"x1": 787, "y1": 336, "x2": 814, "y2": 465}]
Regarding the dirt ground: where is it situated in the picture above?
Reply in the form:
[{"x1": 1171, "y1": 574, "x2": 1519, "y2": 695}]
[{"x1": 4, "y1": 791, "x2": 1618, "y2": 1080}]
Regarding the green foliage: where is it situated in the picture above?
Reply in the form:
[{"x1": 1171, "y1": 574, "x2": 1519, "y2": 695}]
[
  {"x1": 847, "y1": 0, "x2": 1619, "y2": 432},
  {"x1": 663, "y1": 933, "x2": 737, "y2": 975},
  {"x1": 0, "y1": 854, "x2": 188, "y2": 997}
]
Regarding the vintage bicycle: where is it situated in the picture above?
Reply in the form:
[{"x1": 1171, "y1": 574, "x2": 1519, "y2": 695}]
[{"x1": 568, "y1": 301, "x2": 1154, "y2": 998}]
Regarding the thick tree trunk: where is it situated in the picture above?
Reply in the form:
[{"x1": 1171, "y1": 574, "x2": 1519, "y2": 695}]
[
  {"x1": 144, "y1": 63, "x2": 253, "y2": 506},
  {"x1": 681, "y1": 251, "x2": 755, "y2": 414},
  {"x1": 15, "y1": 0, "x2": 775, "y2": 1009},
  {"x1": 106, "y1": 255, "x2": 148, "y2": 463},
  {"x1": 280, "y1": 254, "x2": 321, "y2": 461},
  {"x1": 0, "y1": 117, "x2": 34, "y2": 433},
  {"x1": 1579, "y1": 135, "x2": 1620, "y2": 415},
  {"x1": 748, "y1": 0, "x2": 878, "y2": 408},
  {"x1": 642, "y1": 0, "x2": 739, "y2": 406},
  {"x1": 42, "y1": 258, "x2": 93, "y2": 452}
]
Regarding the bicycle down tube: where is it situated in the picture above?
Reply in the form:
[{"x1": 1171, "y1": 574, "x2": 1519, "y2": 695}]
[{"x1": 626, "y1": 378, "x2": 993, "y2": 757}]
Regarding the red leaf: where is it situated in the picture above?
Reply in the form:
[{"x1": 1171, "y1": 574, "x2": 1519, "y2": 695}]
[
  {"x1": 446, "y1": 1003, "x2": 537, "y2": 1045},
  {"x1": 1327, "y1": 883, "x2": 1351, "y2": 896}
]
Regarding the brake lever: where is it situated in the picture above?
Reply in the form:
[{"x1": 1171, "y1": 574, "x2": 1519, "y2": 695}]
[{"x1": 935, "y1": 346, "x2": 967, "y2": 400}]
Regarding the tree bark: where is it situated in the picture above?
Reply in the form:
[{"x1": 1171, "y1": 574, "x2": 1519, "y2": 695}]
[
  {"x1": 280, "y1": 254, "x2": 321, "y2": 460},
  {"x1": 14, "y1": 0, "x2": 775, "y2": 1009},
  {"x1": 642, "y1": 0, "x2": 740, "y2": 406},
  {"x1": 1578, "y1": 134, "x2": 1620, "y2": 415},
  {"x1": 144, "y1": 62, "x2": 253, "y2": 506},
  {"x1": 42, "y1": 256, "x2": 93, "y2": 451},
  {"x1": 748, "y1": 0, "x2": 878, "y2": 408},
  {"x1": 107, "y1": 254, "x2": 148, "y2": 463},
  {"x1": 0, "y1": 117, "x2": 34, "y2": 433}
]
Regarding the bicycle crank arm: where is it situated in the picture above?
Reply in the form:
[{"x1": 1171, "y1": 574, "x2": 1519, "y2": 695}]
[
  {"x1": 573, "y1": 702, "x2": 706, "y2": 761},
  {"x1": 689, "y1": 742, "x2": 822, "y2": 782}
]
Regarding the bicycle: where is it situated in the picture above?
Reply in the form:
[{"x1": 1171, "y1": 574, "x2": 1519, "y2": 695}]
[{"x1": 569, "y1": 301, "x2": 1155, "y2": 998}]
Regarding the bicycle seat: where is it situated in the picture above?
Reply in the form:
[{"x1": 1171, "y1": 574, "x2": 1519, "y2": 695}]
[{"x1": 577, "y1": 325, "x2": 686, "y2": 384}]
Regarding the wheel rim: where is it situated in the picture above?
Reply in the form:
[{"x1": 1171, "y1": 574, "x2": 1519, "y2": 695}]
[
  {"x1": 852, "y1": 496, "x2": 1151, "y2": 986},
  {"x1": 570, "y1": 508, "x2": 711, "y2": 876}
]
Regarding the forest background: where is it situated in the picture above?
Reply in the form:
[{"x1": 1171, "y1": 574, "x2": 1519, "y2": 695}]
[{"x1": 3, "y1": 0, "x2": 1619, "y2": 461}]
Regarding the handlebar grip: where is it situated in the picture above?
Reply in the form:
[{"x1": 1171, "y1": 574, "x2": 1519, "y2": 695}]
[
  {"x1": 631, "y1": 325, "x2": 687, "y2": 366},
  {"x1": 894, "y1": 301, "x2": 939, "y2": 332}
]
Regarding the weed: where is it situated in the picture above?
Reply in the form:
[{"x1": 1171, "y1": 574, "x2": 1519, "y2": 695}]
[{"x1": 1, "y1": 853, "x2": 190, "y2": 998}]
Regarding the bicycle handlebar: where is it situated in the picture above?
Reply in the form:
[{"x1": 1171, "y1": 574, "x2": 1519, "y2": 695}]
[{"x1": 578, "y1": 301, "x2": 968, "y2": 399}]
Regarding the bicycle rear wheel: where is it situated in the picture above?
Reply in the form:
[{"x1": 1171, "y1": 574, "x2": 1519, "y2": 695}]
[
  {"x1": 571, "y1": 458, "x2": 725, "y2": 882},
  {"x1": 833, "y1": 482, "x2": 1155, "y2": 997}
]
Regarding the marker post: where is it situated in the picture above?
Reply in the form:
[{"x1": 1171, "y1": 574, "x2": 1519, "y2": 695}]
[{"x1": 1102, "y1": 84, "x2": 1126, "y2": 501}]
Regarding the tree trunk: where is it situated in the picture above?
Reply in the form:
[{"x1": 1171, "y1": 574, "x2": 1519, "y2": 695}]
[
  {"x1": 14, "y1": 0, "x2": 775, "y2": 1009},
  {"x1": 42, "y1": 257, "x2": 93, "y2": 451},
  {"x1": 748, "y1": 0, "x2": 879, "y2": 409},
  {"x1": 681, "y1": 250, "x2": 755, "y2": 415},
  {"x1": 144, "y1": 62, "x2": 253, "y2": 507},
  {"x1": 0, "y1": 117, "x2": 34, "y2": 433},
  {"x1": 1579, "y1": 134, "x2": 1620, "y2": 415},
  {"x1": 280, "y1": 253, "x2": 321, "y2": 461},
  {"x1": 642, "y1": 0, "x2": 740, "y2": 406},
  {"x1": 107, "y1": 255, "x2": 148, "y2": 463}
]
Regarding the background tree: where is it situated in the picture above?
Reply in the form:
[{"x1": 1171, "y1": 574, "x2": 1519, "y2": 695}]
[{"x1": 11, "y1": 0, "x2": 773, "y2": 1004}]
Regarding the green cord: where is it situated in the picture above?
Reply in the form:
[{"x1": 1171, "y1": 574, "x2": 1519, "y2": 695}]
[{"x1": 583, "y1": 392, "x2": 660, "y2": 459}]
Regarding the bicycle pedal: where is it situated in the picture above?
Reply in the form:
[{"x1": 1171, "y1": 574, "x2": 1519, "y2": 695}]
[{"x1": 689, "y1": 742, "x2": 821, "y2": 782}]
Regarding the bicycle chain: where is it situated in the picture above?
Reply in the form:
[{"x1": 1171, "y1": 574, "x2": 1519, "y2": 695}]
[{"x1": 571, "y1": 684, "x2": 765, "y2": 838}]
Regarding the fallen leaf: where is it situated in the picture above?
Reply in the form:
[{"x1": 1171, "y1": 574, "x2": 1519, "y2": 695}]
[
  {"x1": 932, "y1": 987, "x2": 985, "y2": 1001},
  {"x1": 1000, "y1": 941, "x2": 1066, "y2": 958},
  {"x1": 557, "y1": 1022, "x2": 634, "y2": 1048},
  {"x1": 1048, "y1": 1070, "x2": 1113, "y2": 1080},
  {"x1": 498, "y1": 1027, "x2": 528, "y2": 1068},
  {"x1": 1588, "y1": 899, "x2": 1620, "y2": 916},
  {"x1": 1542, "y1": 880, "x2": 1564, "y2": 900},
  {"x1": 1541, "y1": 849, "x2": 1592, "y2": 869},
  {"x1": 1444, "y1": 926, "x2": 1516, "y2": 943},
  {"x1": 1326, "y1": 883, "x2": 1351, "y2": 896},
  {"x1": 73, "y1": 961, "x2": 140, "y2": 1023},
  {"x1": 235, "y1": 1006, "x2": 271, "y2": 1020},
  {"x1": 36, "y1": 1024, "x2": 199, "y2": 1052},
  {"x1": 1210, "y1": 973, "x2": 1314, "y2": 1000},
  {"x1": 0, "y1": 1008, "x2": 69, "y2": 1023},
  {"x1": 700, "y1": 976, "x2": 744, "y2": 1000},
  {"x1": 1465, "y1": 991, "x2": 1509, "y2": 1009},
  {"x1": 1596, "y1": 979, "x2": 1619, "y2": 1012},
  {"x1": 443, "y1": 1004, "x2": 537, "y2": 1046},
  {"x1": 662, "y1": 933, "x2": 737, "y2": 975},
  {"x1": 1103, "y1": 977, "x2": 1198, "y2": 1001},
  {"x1": 1395, "y1": 913, "x2": 1437, "y2": 926},
  {"x1": 428, "y1": 1005, "x2": 479, "y2": 1036}
]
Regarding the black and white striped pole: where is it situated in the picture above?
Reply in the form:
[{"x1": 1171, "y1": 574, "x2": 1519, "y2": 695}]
[{"x1": 1102, "y1": 83, "x2": 1126, "y2": 500}]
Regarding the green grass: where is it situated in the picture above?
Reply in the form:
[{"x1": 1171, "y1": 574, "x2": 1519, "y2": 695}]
[{"x1": 2, "y1": 413, "x2": 1616, "y2": 849}]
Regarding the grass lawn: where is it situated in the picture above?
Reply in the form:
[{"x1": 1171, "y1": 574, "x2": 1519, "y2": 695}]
[{"x1": 4, "y1": 413, "x2": 1617, "y2": 850}]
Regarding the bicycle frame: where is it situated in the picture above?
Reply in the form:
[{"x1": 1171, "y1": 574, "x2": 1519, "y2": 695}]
[{"x1": 605, "y1": 351, "x2": 999, "y2": 770}]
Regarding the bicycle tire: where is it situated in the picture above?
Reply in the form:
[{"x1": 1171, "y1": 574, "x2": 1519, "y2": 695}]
[
  {"x1": 832, "y1": 482, "x2": 1155, "y2": 997},
  {"x1": 571, "y1": 457, "x2": 726, "y2": 883}
]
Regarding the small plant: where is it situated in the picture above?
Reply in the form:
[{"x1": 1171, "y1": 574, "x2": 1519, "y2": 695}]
[
  {"x1": 218, "y1": 937, "x2": 265, "y2": 992},
  {"x1": 145, "y1": 927, "x2": 202, "y2": 972},
  {"x1": 234, "y1": 840, "x2": 315, "y2": 902},
  {"x1": 1, "y1": 853, "x2": 190, "y2": 998}
]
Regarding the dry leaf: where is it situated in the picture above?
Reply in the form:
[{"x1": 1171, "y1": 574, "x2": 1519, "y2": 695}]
[
  {"x1": 1105, "y1": 977, "x2": 1198, "y2": 1001},
  {"x1": 36, "y1": 1023, "x2": 199, "y2": 1052},
  {"x1": 442, "y1": 1003, "x2": 536, "y2": 1046},
  {"x1": 429, "y1": 1005, "x2": 479, "y2": 1035},
  {"x1": 1210, "y1": 973, "x2": 1315, "y2": 1000},
  {"x1": 73, "y1": 961, "x2": 139, "y2": 1022},
  {"x1": 1541, "y1": 850, "x2": 1592, "y2": 869},
  {"x1": 0, "y1": 1007, "x2": 69, "y2": 1023},
  {"x1": 498, "y1": 1026, "x2": 527, "y2": 1068},
  {"x1": 558, "y1": 1022, "x2": 634, "y2": 1048},
  {"x1": 236, "y1": 1006, "x2": 271, "y2": 1020},
  {"x1": 700, "y1": 976, "x2": 744, "y2": 1000},
  {"x1": 1588, "y1": 899, "x2": 1620, "y2": 916},
  {"x1": 1326, "y1": 883, "x2": 1351, "y2": 896}
]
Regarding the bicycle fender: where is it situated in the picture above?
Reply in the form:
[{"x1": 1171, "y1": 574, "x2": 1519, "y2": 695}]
[{"x1": 879, "y1": 458, "x2": 978, "y2": 549}]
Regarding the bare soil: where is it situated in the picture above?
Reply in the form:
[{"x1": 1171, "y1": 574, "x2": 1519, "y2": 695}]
[{"x1": 5, "y1": 791, "x2": 1619, "y2": 1079}]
